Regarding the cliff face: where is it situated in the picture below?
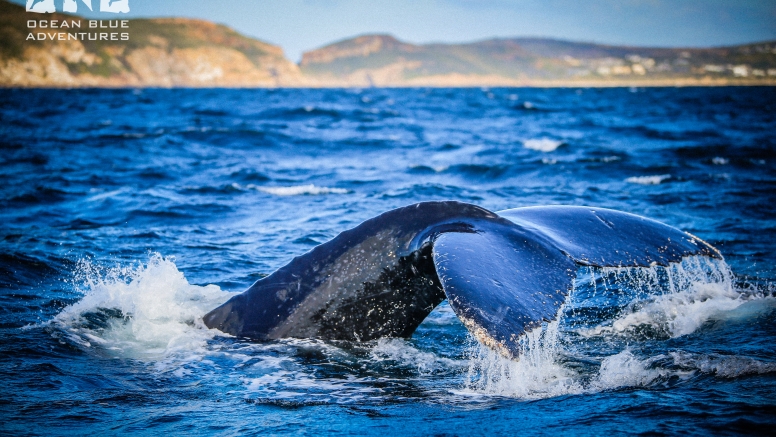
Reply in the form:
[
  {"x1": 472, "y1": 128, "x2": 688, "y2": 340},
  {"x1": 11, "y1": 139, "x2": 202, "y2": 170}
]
[
  {"x1": 2, "y1": 0, "x2": 775, "y2": 88},
  {"x1": 301, "y1": 35, "x2": 776, "y2": 87},
  {"x1": 0, "y1": 1, "x2": 304, "y2": 87},
  {"x1": 300, "y1": 35, "x2": 417, "y2": 65}
]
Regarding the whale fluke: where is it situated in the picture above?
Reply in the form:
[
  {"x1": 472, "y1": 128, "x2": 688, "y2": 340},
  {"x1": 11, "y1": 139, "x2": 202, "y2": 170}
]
[
  {"x1": 497, "y1": 206, "x2": 720, "y2": 267},
  {"x1": 203, "y1": 201, "x2": 720, "y2": 358},
  {"x1": 203, "y1": 202, "x2": 501, "y2": 341}
]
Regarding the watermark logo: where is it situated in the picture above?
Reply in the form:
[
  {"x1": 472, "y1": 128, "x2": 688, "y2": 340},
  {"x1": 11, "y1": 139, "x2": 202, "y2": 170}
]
[
  {"x1": 26, "y1": 0, "x2": 130, "y2": 14},
  {"x1": 25, "y1": 0, "x2": 131, "y2": 41}
]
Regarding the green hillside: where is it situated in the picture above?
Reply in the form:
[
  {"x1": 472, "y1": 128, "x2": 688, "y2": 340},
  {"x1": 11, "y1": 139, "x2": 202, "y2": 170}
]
[
  {"x1": 2, "y1": 0, "x2": 775, "y2": 88},
  {"x1": 0, "y1": 0, "x2": 303, "y2": 87},
  {"x1": 301, "y1": 34, "x2": 776, "y2": 86}
]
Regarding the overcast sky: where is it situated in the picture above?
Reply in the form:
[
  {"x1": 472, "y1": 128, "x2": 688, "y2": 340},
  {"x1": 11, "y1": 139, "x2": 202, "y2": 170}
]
[{"x1": 14, "y1": 0, "x2": 776, "y2": 62}]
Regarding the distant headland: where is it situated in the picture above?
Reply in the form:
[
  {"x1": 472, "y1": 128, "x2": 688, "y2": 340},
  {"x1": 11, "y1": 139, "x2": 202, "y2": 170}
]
[{"x1": 2, "y1": 0, "x2": 774, "y2": 87}]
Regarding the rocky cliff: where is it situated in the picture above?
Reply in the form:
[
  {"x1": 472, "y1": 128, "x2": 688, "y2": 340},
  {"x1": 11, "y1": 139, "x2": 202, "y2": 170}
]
[
  {"x1": 300, "y1": 34, "x2": 776, "y2": 87},
  {"x1": 2, "y1": 0, "x2": 775, "y2": 88},
  {"x1": 0, "y1": 0, "x2": 304, "y2": 87}
]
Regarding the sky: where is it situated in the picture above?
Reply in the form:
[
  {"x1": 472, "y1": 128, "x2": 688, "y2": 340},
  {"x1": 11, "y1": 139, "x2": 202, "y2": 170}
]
[{"x1": 13, "y1": 0, "x2": 776, "y2": 62}]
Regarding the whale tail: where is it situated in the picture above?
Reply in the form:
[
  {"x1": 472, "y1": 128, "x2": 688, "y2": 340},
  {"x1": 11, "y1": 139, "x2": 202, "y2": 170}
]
[{"x1": 204, "y1": 202, "x2": 719, "y2": 358}]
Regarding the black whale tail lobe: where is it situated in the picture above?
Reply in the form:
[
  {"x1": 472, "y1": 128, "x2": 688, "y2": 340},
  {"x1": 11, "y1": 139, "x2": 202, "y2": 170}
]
[
  {"x1": 204, "y1": 201, "x2": 497, "y2": 342},
  {"x1": 204, "y1": 201, "x2": 720, "y2": 358}
]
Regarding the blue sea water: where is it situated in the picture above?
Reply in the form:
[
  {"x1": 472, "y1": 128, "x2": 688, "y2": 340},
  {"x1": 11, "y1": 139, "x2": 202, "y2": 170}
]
[{"x1": 1, "y1": 86, "x2": 775, "y2": 435}]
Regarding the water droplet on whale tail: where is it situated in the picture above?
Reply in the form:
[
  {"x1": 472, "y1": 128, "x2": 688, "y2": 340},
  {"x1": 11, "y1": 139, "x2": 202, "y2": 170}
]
[
  {"x1": 203, "y1": 201, "x2": 721, "y2": 359},
  {"x1": 436, "y1": 206, "x2": 720, "y2": 358}
]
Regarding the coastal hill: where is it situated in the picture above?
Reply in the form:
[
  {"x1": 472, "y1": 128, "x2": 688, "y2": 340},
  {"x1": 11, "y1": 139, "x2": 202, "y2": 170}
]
[
  {"x1": 300, "y1": 34, "x2": 776, "y2": 87},
  {"x1": 0, "y1": 0, "x2": 304, "y2": 87},
  {"x1": 1, "y1": 0, "x2": 774, "y2": 87}
]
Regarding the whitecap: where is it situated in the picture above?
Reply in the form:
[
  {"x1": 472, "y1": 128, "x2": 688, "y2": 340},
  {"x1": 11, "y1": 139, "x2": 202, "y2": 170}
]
[
  {"x1": 247, "y1": 184, "x2": 350, "y2": 196},
  {"x1": 671, "y1": 351, "x2": 776, "y2": 378},
  {"x1": 51, "y1": 253, "x2": 231, "y2": 360},
  {"x1": 577, "y1": 257, "x2": 745, "y2": 339},
  {"x1": 625, "y1": 174, "x2": 671, "y2": 185},
  {"x1": 463, "y1": 320, "x2": 583, "y2": 399},
  {"x1": 591, "y1": 350, "x2": 672, "y2": 390},
  {"x1": 87, "y1": 187, "x2": 130, "y2": 202},
  {"x1": 461, "y1": 256, "x2": 773, "y2": 399},
  {"x1": 371, "y1": 338, "x2": 464, "y2": 375},
  {"x1": 524, "y1": 139, "x2": 563, "y2": 152}
]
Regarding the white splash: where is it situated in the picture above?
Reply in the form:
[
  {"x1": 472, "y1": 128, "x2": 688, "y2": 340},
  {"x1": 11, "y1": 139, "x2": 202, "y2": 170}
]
[
  {"x1": 524, "y1": 138, "x2": 563, "y2": 152},
  {"x1": 52, "y1": 253, "x2": 231, "y2": 360},
  {"x1": 626, "y1": 174, "x2": 672, "y2": 185},
  {"x1": 671, "y1": 351, "x2": 776, "y2": 378},
  {"x1": 249, "y1": 184, "x2": 349, "y2": 196},
  {"x1": 580, "y1": 257, "x2": 740, "y2": 338},
  {"x1": 464, "y1": 320, "x2": 583, "y2": 399},
  {"x1": 371, "y1": 338, "x2": 464, "y2": 375},
  {"x1": 463, "y1": 256, "x2": 774, "y2": 399},
  {"x1": 585, "y1": 282, "x2": 743, "y2": 338},
  {"x1": 243, "y1": 367, "x2": 382, "y2": 403},
  {"x1": 241, "y1": 339, "x2": 395, "y2": 403},
  {"x1": 590, "y1": 350, "x2": 675, "y2": 390}
]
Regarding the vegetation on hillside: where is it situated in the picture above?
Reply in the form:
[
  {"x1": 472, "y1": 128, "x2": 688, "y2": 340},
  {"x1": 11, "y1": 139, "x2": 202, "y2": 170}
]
[
  {"x1": 301, "y1": 34, "x2": 776, "y2": 85},
  {"x1": 2, "y1": 0, "x2": 774, "y2": 87}
]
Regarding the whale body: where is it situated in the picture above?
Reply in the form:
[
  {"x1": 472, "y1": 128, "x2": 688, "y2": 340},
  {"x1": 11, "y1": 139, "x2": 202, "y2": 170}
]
[{"x1": 203, "y1": 201, "x2": 720, "y2": 358}]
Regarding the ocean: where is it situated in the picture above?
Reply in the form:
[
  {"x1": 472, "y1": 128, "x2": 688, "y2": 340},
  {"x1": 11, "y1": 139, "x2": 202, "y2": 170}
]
[{"x1": 1, "y1": 86, "x2": 775, "y2": 435}]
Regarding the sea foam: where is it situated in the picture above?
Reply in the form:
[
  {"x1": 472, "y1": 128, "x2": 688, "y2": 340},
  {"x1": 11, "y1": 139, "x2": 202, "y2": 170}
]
[
  {"x1": 523, "y1": 138, "x2": 563, "y2": 152},
  {"x1": 251, "y1": 184, "x2": 349, "y2": 196},
  {"x1": 462, "y1": 256, "x2": 774, "y2": 399},
  {"x1": 52, "y1": 253, "x2": 231, "y2": 360},
  {"x1": 626, "y1": 174, "x2": 671, "y2": 185}
]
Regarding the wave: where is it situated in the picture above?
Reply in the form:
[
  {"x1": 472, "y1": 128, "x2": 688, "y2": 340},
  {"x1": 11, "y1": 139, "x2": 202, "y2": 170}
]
[
  {"x1": 408, "y1": 164, "x2": 447, "y2": 174},
  {"x1": 463, "y1": 319, "x2": 583, "y2": 399},
  {"x1": 577, "y1": 257, "x2": 742, "y2": 339},
  {"x1": 462, "y1": 257, "x2": 775, "y2": 399},
  {"x1": 371, "y1": 338, "x2": 464, "y2": 376},
  {"x1": 578, "y1": 280, "x2": 744, "y2": 339},
  {"x1": 523, "y1": 139, "x2": 564, "y2": 152},
  {"x1": 241, "y1": 343, "x2": 385, "y2": 404},
  {"x1": 446, "y1": 164, "x2": 511, "y2": 178},
  {"x1": 578, "y1": 155, "x2": 623, "y2": 163},
  {"x1": 43, "y1": 251, "x2": 774, "y2": 403},
  {"x1": 261, "y1": 106, "x2": 343, "y2": 120},
  {"x1": 240, "y1": 337, "x2": 467, "y2": 404},
  {"x1": 671, "y1": 351, "x2": 776, "y2": 378},
  {"x1": 626, "y1": 174, "x2": 672, "y2": 185},
  {"x1": 186, "y1": 183, "x2": 351, "y2": 196},
  {"x1": 250, "y1": 184, "x2": 350, "y2": 196},
  {"x1": 49, "y1": 254, "x2": 231, "y2": 360},
  {"x1": 9, "y1": 186, "x2": 72, "y2": 205}
]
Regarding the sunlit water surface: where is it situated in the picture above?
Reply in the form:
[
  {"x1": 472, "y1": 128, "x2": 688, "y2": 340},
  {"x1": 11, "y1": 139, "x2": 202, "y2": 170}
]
[{"x1": 1, "y1": 87, "x2": 775, "y2": 435}]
